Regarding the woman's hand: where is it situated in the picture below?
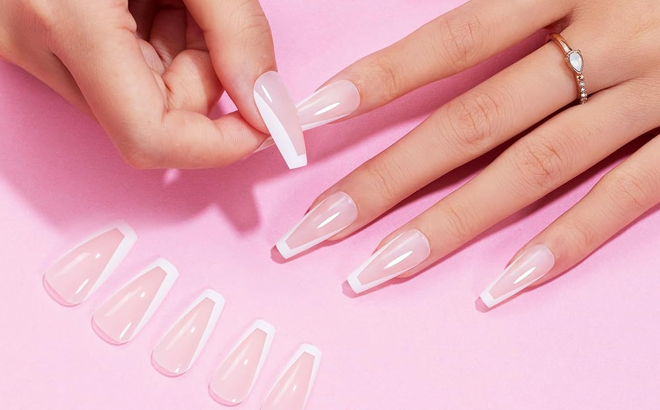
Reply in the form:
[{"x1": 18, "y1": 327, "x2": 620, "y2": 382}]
[
  {"x1": 0, "y1": 0, "x2": 274, "y2": 168},
  {"x1": 275, "y1": 0, "x2": 660, "y2": 306}
]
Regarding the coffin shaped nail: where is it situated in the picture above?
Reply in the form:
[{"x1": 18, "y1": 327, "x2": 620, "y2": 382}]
[
  {"x1": 254, "y1": 71, "x2": 307, "y2": 169},
  {"x1": 209, "y1": 320, "x2": 276, "y2": 406},
  {"x1": 261, "y1": 344, "x2": 322, "y2": 410},
  {"x1": 297, "y1": 80, "x2": 360, "y2": 131},
  {"x1": 152, "y1": 289, "x2": 225, "y2": 376},
  {"x1": 92, "y1": 259, "x2": 178, "y2": 344},
  {"x1": 347, "y1": 229, "x2": 431, "y2": 294},
  {"x1": 480, "y1": 245, "x2": 555, "y2": 308},
  {"x1": 276, "y1": 192, "x2": 358, "y2": 259},
  {"x1": 43, "y1": 222, "x2": 137, "y2": 306}
]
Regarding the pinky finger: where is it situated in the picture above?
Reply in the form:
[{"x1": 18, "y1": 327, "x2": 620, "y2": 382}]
[{"x1": 480, "y1": 134, "x2": 660, "y2": 308}]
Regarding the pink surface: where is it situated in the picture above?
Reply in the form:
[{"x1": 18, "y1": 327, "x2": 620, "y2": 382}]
[{"x1": 1, "y1": 0, "x2": 659, "y2": 409}]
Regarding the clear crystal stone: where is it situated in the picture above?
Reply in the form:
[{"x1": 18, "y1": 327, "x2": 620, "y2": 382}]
[{"x1": 568, "y1": 51, "x2": 583, "y2": 73}]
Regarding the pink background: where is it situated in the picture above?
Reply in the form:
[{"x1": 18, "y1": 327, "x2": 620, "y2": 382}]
[{"x1": 1, "y1": 0, "x2": 659, "y2": 408}]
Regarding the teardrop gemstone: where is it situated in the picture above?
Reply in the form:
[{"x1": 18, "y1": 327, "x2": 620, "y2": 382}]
[{"x1": 568, "y1": 51, "x2": 583, "y2": 73}]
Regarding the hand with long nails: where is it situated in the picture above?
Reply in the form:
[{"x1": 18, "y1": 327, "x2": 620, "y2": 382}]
[{"x1": 276, "y1": 0, "x2": 660, "y2": 307}]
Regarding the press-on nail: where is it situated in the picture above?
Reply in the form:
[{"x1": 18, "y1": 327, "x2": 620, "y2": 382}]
[
  {"x1": 261, "y1": 344, "x2": 322, "y2": 410},
  {"x1": 254, "y1": 71, "x2": 307, "y2": 169},
  {"x1": 276, "y1": 192, "x2": 358, "y2": 259},
  {"x1": 296, "y1": 80, "x2": 360, "y2": 131},
  {"x1": 152, "y1": 290, "x2": 225, "y2": 376},
  {"x1": 92, "y1": 259, "x2": 178, "y2": 344},
  {"x1": 43, "y1": 222, "x2": 137, "y2": 306},
  {"x1": 209, "y1": 320, "x2": 275, "y2": 405},
  {"x1": 347, "y1": 229, "x2": 431, "y2": 294},
  {"x1": 480, "y1": 244, "x2": 555, "y2": 308}
]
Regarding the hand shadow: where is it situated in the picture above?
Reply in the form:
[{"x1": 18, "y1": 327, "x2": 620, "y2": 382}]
[{"x1": 0, "y1": 33, "x2": 544, "y2": 232}]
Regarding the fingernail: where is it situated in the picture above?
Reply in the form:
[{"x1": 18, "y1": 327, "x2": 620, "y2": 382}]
[
  {"x1": 347, "y1": 229, "x2": 431, "y2": 294},
  {"x1": 92, "y1": 259, "x2": 178, "y2": 344},
  {"x1": 209, "y1": 320, "x2": 276, "y2": 405},
  {"x1": 296, "y1": 80, "x2": 360, "y2": 131},
  {"x1": 276, "y1": 192, "x2": 358, "y2": 259},
  {"x1": 151, "y1": 290, "x2": 225, "y2": 377},
  {"x1": 480, "y1": 244, "x2": 555, "y2": 308},
  {"x1": 43, "y1": 222, "x2": 137, "y2": 306},
  {"x1": 254, "y1": 71, "x2": 307, "y2": 169},
  {"x1": 261, "y1": 344, "x2": 322, "y2": 410},
  {"x1": 254, "y1": 137, "x2": 276, "y2": 153}
]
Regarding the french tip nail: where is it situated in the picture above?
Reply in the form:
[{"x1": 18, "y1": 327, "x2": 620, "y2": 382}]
[
  {"x1": 479, "y1": 244, "x2": 556, "y2": 307},
  {"x1": 297, "y1": 80, "x2": 361, "y2": 131},
  {"x1": 253, "y1": 71, "x2": 307, "y2": 169}
]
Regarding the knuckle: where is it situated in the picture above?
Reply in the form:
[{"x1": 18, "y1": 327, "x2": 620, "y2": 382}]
[
  {"x1": 436, "y1": 10, "x2": 484, "y2": 69},
  {"x1": 602, "y1": 167, "x2": 657, "y2": 211},
  {"x1": 117, "y1": 135, "x2": 160, "y2": 170},
  {"x1": 361, "y1": 159, "x2": 404, "y2": 204},
  {"x1": 365, "y1": 57, "x2": 402, "y2": 103},
  {"x1": 561, "y1": 218, "x2": 598, "y2": 253},
  {"x1": 444, "y1": 91, "x2": 501, "y2": 152},
  {"x1": 512, "y1": 138, "x2": 565, "y2": 192},
  {"x1": 437, "y1": 199, "x2": 476, "y2": 243}
]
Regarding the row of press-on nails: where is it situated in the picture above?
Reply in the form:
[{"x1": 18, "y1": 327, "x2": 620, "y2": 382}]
[
  {"x1": 42, "y1": 223, "x2": 321, "y2": 409},
  {"x1": 275, "y1": 191, "x2": 556, "y2": 306}
]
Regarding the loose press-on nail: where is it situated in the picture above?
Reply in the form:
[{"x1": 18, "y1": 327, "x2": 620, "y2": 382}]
[
  {"x1": 261, "y1": 344, "x2": 322, "y2": 410},
  {"x1": 209, "y1": 320, "x2": 276, "y2": 406},
  {"x1": 480, "y1": 244, "x2": 556, "y2": 308},
  {"x1": 276, "y1": 192, "x2": 358, "y2": 259},
  {"x1": 254, "y1": 71, "x2": 307, "y2": 169},
  {"x1": 296, "y1": 80, "x2": 360, "y2": 131},
  {"x1": 347, "y1": 229, "x2": 431, "y2": 294},
  {"x1": 92, "y1": 259, "x2": 178, "y2": 345},
  {"x1": 43, "y1": 222, "x2": 137, "y2": 306},
  {"x1": 152, "y1": 290, "x2": 225, "y2": 377}
]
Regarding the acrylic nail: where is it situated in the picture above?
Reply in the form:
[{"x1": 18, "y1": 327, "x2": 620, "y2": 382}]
[
  {"x1": 253, "y1": 71, "x2": 307, "y2": 169},
  {"x1": 347, "y1": 229, "x2": 431, "y2": 294},
  {"x1": 151, "y1": 289, "x2": 225, "y2": 377},
  {"x1": 261, "y1": 344, "x2": 322, "y2": 410},
  {"x1": 92, "y1": 259, "x2": 178, "y2": 345},
  {"x1": 480, "y1": 244, "x2": 556, "y2": 308},
  {"x1": 276, "y1": 192, "x2": 358, "y2": 259},
  {"x1": 296, "y1": 80, "x2": 360, "y2": 131},
  {"x1": 209, "y1": 320, "x2": 276, "y2": 406},
  {"x1": 43, "y1": 222, "x2": 137, "y2": 306}
]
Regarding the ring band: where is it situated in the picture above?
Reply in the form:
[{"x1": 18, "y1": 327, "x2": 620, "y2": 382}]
[{"x1": 547, "y1": 33, "x2": 587, "y2": 104}]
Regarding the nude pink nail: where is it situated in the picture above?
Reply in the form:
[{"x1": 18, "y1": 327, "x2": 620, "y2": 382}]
[
  {"x1": 261, "y1": 344, "x2": 322, "y2": 410},
  {"x1": 276, "y1": 191, "x2": 358, "y2": 259},
  {"x1": 296, "y1": 80, "x2": 360, "y2": 131},
  {"x1": 209, "y1": 320, "x2": 276, "y2": 406},
  {"x1": 43, "y1": 222, "x2": 137, "y2": 306},
  {"x1": 254, "y1": 71, "x2": 307, "y2": 169},
  {"x1": 92, "y1": 259, "x2": 178, "y2": 345},
  {"x1": 347, "y1": 229, "x2": 431, "y2": 294},
  {"x1": 480, "y1": 244, "x2": 556, "y2": 308},
  {"x1": 151, "y1": 290, "x2": 225, "y2": 377}
]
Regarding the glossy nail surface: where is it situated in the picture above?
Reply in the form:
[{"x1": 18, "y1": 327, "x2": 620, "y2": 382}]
[
  {"x1": 92, "y1": 259, "x2": 178, "y2": 344},
  {"x1": 254, "y1": 71, "x2": 306, "y2": 169},
  {"x1": 209, "y1": 320, "x2": 276, "y2": 406},
  {"x1": 276, "y1": 192, "x2": 358, "y2": 259},
  {"x1": 152, "y1": 290, "x2": 225, "y2": 377},
  {"x1": 347, "y1": 229, "x2": 431, "y2": 294},
  {"x1": 480, "y1": 245, "x2": 556, "y2": 308},
  {"x1": 296, "y1": 80, "x2": 360, "y2": 131},
  {"x1": 261, "y1": 344, "x2": 322, "y2": 410},
  {"x1": 43, "y1": 222, "x2": 136, "y2": 306}
]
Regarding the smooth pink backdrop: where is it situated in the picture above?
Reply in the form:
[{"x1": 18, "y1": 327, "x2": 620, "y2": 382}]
[{"x1": 1, "y1": 0, "x2": 659, "y2": 409}]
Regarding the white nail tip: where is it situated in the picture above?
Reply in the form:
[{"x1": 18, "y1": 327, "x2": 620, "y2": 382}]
[{"x1": 253, "y1": 92, "x2": 307, "y2": 170}]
